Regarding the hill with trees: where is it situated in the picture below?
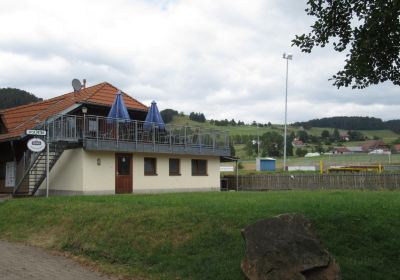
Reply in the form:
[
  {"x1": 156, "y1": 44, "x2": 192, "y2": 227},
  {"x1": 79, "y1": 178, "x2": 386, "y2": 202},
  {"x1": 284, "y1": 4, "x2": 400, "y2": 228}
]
[
  {"x1": 0, "y1": 88, "x2": 42, "y2": 110},
  {"x1": 294, "y1": 116, "x2": 400, "y2": 133}
]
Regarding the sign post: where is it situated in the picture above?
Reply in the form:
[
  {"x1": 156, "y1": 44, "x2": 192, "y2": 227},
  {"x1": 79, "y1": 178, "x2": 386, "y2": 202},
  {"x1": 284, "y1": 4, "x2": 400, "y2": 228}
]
[{"x1": 26, "y1": 128, "x2": 49, "y2": 197}]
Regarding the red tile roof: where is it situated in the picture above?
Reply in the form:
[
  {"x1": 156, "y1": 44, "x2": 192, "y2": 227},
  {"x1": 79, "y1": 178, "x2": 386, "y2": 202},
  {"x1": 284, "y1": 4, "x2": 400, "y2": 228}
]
[
  {"x1": 334, "y1": 147, "x2": 350, "y2": 153},
  {"x1": 361, "y1": 140, "x2": 386, "y2": 151},
  {"x1": 0, "y1": 82, "x2": 148, "y2": 141},
  {"x1": 394, "y1": 144, "x2": 400, "y2": 152}
]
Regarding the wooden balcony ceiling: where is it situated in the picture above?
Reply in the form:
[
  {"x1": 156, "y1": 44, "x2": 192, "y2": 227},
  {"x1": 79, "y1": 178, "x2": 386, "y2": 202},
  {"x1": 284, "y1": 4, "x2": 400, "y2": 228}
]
[{"x1": 0, "y1": 82, "x2": 148, "y2": 141}]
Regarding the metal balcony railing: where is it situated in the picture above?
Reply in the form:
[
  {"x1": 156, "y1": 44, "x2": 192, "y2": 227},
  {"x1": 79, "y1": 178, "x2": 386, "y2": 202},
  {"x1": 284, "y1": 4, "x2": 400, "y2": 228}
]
[{"x1": 44, "y1": 114, "x2": 230, "y2": 155}]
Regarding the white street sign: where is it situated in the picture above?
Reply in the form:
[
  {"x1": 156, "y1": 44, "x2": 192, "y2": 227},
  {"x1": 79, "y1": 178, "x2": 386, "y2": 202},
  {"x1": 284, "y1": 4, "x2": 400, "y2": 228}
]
[
  {"x1": 27, "y1": 138, "x2": 46, "y2": 153},
  {"x1": 26, "y1": 129, "x2": 46, "y2": 136}
]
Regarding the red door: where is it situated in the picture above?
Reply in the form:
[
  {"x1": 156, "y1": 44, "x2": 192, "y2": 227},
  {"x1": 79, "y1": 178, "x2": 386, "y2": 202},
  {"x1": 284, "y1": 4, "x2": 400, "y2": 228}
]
[{"x1": 115, "y1": 153, "x2": 132, "y2": 194}]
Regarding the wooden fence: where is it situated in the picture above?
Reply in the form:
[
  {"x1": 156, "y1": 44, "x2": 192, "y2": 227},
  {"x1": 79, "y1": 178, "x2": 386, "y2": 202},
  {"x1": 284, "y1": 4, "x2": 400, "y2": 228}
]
[{"x1": 223, "y1": 173, "x2": 400, "y2": 191}]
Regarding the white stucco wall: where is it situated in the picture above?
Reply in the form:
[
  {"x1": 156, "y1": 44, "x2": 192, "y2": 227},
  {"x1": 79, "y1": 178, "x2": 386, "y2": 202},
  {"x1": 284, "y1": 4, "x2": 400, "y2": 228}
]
[
  {"x1": 82, "y1": 151, "x2": 115, "y2": 194},
  {"x1": 39, "y1": 148, "x2": 84, "y2": 193},
  {"x1": 39, "y1": 148, "x2": 220, "y2": 195},
  {"x1": 132, "y1": 153, "x2": 220, "y2": 192}
]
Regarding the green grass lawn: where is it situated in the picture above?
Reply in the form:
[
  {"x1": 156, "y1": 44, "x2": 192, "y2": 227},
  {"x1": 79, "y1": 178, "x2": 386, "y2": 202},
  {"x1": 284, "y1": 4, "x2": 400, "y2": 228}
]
[{"x1": 0, "y1": 192, "x2": 399, "y2": 280}]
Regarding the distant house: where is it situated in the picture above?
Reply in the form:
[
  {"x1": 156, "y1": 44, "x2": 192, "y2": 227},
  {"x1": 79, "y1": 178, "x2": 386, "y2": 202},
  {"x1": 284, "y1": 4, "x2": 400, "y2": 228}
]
[
  {"x1": 0, "y1": 82, "x2": 231, "y2": 196},
  {"x1": 334, "y1": 142, "x2": 389, "y2": 154},
  {"x1": 339, "y1": 133, "x2": 349, "y2": 141},
  {"x1": 334, "y1": 146, "x2": 363, "y2": 154},
  {"x1": 392, "y1": 144, "x2": 400, "y2": 154},
  {"x1": 361, "y1": 140, "x2": 389, "y2": 152},
  {"x1": 347, "y1": 146, "x2": 363, "y2": 153},
  {"x1": 334, "y1": 147, "x2": 351, "y2": 154},
  {"x1": 292, "y1": 139, "x2": 305, "y2": 148}
]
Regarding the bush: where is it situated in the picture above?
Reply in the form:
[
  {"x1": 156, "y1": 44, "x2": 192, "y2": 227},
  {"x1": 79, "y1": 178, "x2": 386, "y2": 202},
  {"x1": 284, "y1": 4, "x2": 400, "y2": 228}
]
[{"x1": 296, "y1": 148, "x2": 307, "y2": 157}]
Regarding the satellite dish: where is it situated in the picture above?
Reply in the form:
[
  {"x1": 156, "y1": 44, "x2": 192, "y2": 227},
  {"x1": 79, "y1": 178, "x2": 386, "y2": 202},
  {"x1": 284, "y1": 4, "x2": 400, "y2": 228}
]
[{"x1": 72, "y1": 79, "x2": 82, "y2": 92}]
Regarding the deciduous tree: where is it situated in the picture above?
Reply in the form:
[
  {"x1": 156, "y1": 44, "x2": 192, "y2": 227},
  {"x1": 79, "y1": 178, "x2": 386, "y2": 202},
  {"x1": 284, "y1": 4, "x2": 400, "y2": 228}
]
[{"x1": 293, "y1": 0, "x2": 400, "y2": 89}]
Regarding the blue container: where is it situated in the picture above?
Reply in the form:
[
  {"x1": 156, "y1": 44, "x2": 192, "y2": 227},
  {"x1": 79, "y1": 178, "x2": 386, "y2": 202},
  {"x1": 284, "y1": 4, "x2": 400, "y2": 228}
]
[{"x1": 256, "y1": 157, "x2": 276, "y2": 171}]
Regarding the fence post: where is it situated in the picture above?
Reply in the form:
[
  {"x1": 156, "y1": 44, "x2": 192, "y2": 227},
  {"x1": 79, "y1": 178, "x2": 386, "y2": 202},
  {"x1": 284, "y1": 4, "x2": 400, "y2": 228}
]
[
  {"x1": 153, "y1": 123, "x2": 156, "y2": 152},
  {"x1": 199, "y1": 132, "x2": 202, "y2": 153},
  {"x1": 74, "y1": 115, "x2": 77, "y2": 140},
  {"x1": 61, "y1": 115, "x2": 64, "y2": 139},
  {"x1": 135, "y1": 121, "x2": 138, "y2": 149},
  {"x1": 169, "y1": 126, "x2": 172, "y2": 151},
  {"x1": 96, "y1": 116, "x2": 99, "y2": 148},
  {"x1": 116, "y1": 120, "x2": 119, "y2": 148},
  {"x1": 184, "y1": 126, "x2": 187, "y2": 150},
  {"x1": 212, "y1": 133, "x2": 215, "y2": 152}
]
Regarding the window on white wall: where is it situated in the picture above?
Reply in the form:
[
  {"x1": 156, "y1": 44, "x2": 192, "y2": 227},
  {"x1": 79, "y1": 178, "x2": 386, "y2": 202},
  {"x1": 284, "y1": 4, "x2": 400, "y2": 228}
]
[
  {"x1": 144, "y1": 157, "x2": 157, "y2": 175},
  {"x1": 169, "y1": 158, "x2": 180, "y2": 175},
  {"x1": 191, "y1": 159, "x2": 207, "y2": 176}
]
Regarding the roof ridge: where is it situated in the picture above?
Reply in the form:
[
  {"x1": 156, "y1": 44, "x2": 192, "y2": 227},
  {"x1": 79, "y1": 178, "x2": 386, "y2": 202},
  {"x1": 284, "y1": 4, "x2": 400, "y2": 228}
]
[
  {"x1": 121, "y1": 91, "x2": 147, "y2": 109},
  {"x1": 1, "y1": 82, "x2": 107, "y2": 113},
  {"x1": 0, "y1": 97, "x2": 60, "y2": 113},
  {"x1": 81, "y1": 82, "x2": 148, "y2": 109},
  {"x1": 80, "y1": 82, "x2": 108, "y2": 102},
  {"x1": 114, "y1": 83, "x2": 147, "y2": 109}
]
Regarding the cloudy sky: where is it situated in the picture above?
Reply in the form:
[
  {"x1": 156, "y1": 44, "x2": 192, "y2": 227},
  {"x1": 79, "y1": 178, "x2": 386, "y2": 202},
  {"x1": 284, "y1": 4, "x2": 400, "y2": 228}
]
[{"x1": 0, "y1": 0, "x2": 399, "y2": 123}]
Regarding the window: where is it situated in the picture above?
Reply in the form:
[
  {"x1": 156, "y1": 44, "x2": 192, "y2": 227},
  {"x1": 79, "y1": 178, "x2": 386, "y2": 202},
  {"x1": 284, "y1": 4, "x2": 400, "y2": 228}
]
[
  {"x1": 191, "y1": 159, "x2": 207, "y2": 176},
  {"x1": 0, "y1": 162, "x2": 5, "y2": 179},
  {"x1": 144, "y1": 157, "x2": 157, "y2": 175},
  {"x1": 117, "y1": 155, "x2": 130, "y2": 175},
  {"x1": 169, "y1": 158, "x2": 180, "y2": 175},
  {"x1": 88, "y1": 119, "x2": 97, "y2": 133},
  {"x1": 0, "y1": 120, "x2": 6, "y2": 134}
]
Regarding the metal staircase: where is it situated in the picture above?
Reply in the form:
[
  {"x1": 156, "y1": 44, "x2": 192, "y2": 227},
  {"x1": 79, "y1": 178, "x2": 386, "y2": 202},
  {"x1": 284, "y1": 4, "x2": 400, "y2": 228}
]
[{"x1": 13, "y1": 142, "x2": 65, "y2": 196}]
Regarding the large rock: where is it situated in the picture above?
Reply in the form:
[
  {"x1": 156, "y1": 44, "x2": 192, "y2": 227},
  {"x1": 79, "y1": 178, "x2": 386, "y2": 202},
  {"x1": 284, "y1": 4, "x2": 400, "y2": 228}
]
[{"x1": 241, "y1": 213, "x2": 341, "y2": 280}]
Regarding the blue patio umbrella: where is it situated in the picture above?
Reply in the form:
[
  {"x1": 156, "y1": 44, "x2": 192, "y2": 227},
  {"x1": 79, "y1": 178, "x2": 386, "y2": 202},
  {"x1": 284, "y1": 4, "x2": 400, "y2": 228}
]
[
  {"x1": 144, "y1": 101, "x2": 165, "y2": 130},
  {"x1": 107, "y1": 90, "x2": 130, "y2": 122}
]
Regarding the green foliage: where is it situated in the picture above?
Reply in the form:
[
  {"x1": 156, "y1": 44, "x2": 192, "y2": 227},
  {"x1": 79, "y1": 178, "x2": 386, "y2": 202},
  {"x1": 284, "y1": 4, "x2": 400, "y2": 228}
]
[
  {"x1": 260, "y1": 131, "x2": 284, "y2": 157},
  {"x1": 293, "y1": 0, "x2": 400, "y2": 89},
  {"x1": 295, "y1": 148, "x2": 308, "y2": 157},
  {"x1": 189, "y1": 112, "x2": 206, "y2": 123},
  {"x1": 384, "y1": 120, "x2": 400, "y2": 134},
  {"x1": 160, "y1": 109, "x2": 179, "y2": 123},
  {"x1": 297, "y1": 130, "x2": 309, "y2": 143},
  {"x1": 0, "y1": 192, "x2": 399, "y2": 280},
  {"x1": 244, "y1": 140, "x2": 257, "y2": 157},
  {"x1": 0, "y1": 88, "x2": 42, "y2": 109},
  {"x1": 229, "y1": 142, "x2": 236, "y2": 156},
  {"x1": 294, "y1": 116, "x2": 386, "y2": 131},
  {"x1": 392, "y1": 137, "x2": 400, "y2": 145},
  {"x1": 348, "y1": 130, "x2": 365, "y2": 141},
  {"x1": 321, "y1": 130, "x2": 330, "y2": 139},
  {"x1": 332, "y1": 128, "x2": 340, "y2": 141},
  {"x1": 314, "y1": 143, "x2": 324, "y2": 154}
]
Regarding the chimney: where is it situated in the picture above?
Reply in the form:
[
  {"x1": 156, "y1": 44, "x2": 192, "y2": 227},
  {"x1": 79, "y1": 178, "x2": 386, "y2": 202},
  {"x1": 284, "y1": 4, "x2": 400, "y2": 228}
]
[{"x1": 82, "y1": 79, "x2": 86, "y2": 88}]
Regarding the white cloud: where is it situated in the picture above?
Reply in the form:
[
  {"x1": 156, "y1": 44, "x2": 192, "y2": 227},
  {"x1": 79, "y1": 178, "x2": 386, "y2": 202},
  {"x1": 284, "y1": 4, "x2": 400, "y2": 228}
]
[{"x1": 0, "y1": 0, "x2": 399, "y2": 123}]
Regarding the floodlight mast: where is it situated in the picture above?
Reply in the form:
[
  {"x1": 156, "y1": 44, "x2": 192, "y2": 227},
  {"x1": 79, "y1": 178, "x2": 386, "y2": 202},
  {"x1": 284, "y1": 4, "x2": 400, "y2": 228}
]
[{"x1": 282, "y1": 53, "x2": 292, "y2": 171}]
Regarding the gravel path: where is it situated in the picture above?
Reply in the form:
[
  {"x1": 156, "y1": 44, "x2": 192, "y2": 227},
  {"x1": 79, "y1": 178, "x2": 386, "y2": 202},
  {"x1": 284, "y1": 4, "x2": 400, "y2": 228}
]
[{"x1": 0, "y1": 240, "x2": 115, "y2": 280}]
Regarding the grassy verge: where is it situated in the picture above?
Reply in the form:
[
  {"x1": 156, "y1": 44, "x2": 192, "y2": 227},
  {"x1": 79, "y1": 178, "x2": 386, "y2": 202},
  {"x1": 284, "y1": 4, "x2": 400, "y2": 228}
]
[{"x1": 0, "y1": 192, "x2": 399, "y2": 279}]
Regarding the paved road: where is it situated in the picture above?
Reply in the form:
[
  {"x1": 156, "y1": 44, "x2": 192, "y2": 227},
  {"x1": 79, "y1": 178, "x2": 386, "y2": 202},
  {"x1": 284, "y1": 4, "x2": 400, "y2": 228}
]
[{"x1": 0, "y1": 240, "x2": 115, "y2": 280}]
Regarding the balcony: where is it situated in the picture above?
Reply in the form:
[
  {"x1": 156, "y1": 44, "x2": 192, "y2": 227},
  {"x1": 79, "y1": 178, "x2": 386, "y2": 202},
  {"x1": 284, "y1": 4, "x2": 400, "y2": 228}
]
[{"x1": 45, "y1": 114, "x2": 230, "y2": 157}]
